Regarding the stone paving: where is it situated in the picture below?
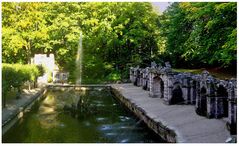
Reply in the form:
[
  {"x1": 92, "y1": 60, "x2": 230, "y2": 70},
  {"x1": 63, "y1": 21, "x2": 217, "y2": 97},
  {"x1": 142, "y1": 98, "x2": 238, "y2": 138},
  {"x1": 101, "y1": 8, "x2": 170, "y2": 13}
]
[
  {"x1": 2, "y1": 88, "x2": 45, "y2": 127},
  {"x1": 111, "y1": 83, "x2": 231, "y2": 143}
]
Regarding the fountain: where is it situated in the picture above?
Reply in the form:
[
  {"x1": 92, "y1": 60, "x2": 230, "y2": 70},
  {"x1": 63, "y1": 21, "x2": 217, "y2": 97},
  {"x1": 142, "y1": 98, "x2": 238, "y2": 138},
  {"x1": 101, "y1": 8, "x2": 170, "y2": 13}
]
[
  {"x1": 72, "y1": 32, "x2": 87, "y2": 112},
  {"x1": 76, "y1": 31, "x2": 83, "y2": 85}
]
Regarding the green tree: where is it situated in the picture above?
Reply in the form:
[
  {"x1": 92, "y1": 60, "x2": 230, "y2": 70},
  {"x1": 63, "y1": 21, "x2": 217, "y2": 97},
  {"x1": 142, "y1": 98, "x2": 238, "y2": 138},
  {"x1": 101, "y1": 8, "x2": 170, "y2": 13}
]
[
  {"x1": 160, "y1": 2, "x2": 236, "y2": 68},
  {"x1": 2, "y1": 64, "x2": 43, "y2": 107},
  {"x1": 2, "y1": 2, "x2": 161, "y2": 83},
  {"x1": 2, "y1": 3, "x2": 49, "y2": 64}
]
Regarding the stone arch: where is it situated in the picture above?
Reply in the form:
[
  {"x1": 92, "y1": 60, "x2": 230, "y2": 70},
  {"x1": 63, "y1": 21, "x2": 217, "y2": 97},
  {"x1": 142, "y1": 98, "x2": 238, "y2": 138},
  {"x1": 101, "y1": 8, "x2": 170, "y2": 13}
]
[
  {"x1": 217, "y1": 85, "x2": 228, "y2": 117},
  {"x1": 140, "y1": 72, "x2": 143, "y2": 86},
  {"x1": 197, "y1": 86, "x2": 207, "y2": 116},
  {"x1": 170, "y1": 84, "x2": 184, "y2": 104},
  {"x1": 160, "y1": 79, "x2": 164, "y2": 98},
  {"x1": 191, "y1": 80, "x2": 197, "y2": 104},
  {"x1": 143, "y1": 80, "x2": 147, "y2": 90},
  {"x1": 152, "y1": 76, "x2": 164, "y2": 98},
  {"x1": 143, "y1": 76, "x2": 149, "y2": 90},
  {"x1": 134, "y1": 70, "x2": 140, "y2": 86}
]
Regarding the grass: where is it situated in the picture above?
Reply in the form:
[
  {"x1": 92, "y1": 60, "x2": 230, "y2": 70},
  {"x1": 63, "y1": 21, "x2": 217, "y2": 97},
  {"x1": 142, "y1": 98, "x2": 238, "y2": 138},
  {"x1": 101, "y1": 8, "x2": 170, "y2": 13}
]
[{"x1": 173, "y1": 68, "x2": 236, "y2": 80}]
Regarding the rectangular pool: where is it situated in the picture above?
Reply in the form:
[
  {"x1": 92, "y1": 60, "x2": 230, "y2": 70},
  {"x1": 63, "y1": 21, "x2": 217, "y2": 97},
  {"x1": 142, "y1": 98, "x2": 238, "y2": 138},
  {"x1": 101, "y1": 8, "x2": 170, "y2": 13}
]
[{"x1": 3, "y1": 87, "x2": 164, "y2": 143}]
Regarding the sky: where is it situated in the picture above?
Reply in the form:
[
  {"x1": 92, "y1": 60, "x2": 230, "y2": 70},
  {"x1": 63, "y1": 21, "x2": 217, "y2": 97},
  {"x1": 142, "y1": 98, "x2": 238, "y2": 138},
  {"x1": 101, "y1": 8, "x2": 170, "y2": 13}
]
[{"x1": 151, "y1": 2, "x2": 172, "y2": 13}]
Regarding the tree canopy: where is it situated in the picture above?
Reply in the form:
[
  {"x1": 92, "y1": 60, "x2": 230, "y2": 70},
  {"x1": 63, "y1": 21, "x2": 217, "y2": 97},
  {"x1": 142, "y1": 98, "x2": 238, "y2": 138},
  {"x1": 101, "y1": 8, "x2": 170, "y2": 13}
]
[
  {"x1": 159, "y1": 2, "x2": 236, "y2": 68},
  {"x1": 2, "y1": 2, "x2": 236, "y2": 83},
  {"x1": 2, "y1": 2, "x2": 161, "y2": 83}
]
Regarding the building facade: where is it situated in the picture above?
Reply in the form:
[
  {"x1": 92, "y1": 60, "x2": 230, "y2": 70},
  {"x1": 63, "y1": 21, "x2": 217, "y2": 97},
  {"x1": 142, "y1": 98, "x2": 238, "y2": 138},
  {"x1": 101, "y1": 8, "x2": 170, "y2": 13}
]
[{"x1": 32, "y1": 54, "x2": 69, "y2": 84}]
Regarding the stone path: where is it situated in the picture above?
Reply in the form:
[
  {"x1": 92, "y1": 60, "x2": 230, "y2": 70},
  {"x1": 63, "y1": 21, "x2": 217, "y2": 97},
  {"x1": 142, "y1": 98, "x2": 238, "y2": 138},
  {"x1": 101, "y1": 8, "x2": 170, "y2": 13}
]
[
  {"x1": 2, "y1": 88, "x2": 45, "y2": 127},
  {"x1": 111, "y1": 83, "x2": 231, "y2": 143}
]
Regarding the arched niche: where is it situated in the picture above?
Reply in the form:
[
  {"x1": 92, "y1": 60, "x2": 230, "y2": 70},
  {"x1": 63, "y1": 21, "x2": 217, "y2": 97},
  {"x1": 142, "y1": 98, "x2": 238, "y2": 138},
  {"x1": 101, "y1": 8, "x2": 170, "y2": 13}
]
[
  {"x1": 196, "y1": 86, "x2": 207, "y2": 116},
  {"x1": 217, "y1": 85, "x2": 228, "y2": 117},
  {"x1": 191, "y1": 80, "x2": 197, "y2": 104},
  {"x1": 170, "y1": 84, "x2": 184, "y2": 104},
  {"x1": 152, "y1": 76, "x2": 164, "y2": 98}
]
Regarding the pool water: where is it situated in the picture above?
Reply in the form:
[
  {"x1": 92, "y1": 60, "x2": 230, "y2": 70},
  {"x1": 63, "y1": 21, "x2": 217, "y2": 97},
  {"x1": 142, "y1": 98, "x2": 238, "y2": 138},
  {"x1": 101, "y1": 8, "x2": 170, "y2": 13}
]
[{"x1": 3, "y1": 87, "x2": 164, "y2": 143}]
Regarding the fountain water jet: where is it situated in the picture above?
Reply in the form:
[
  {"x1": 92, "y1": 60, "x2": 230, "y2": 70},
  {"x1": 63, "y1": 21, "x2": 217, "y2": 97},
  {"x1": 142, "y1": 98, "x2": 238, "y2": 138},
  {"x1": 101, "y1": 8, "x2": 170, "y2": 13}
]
[
  {"x1": 71, "y1": 32, "x2": 84, "y2": 110},
  {"x1": 76, "y1": 32, "x2": 83, "y2": 85}
]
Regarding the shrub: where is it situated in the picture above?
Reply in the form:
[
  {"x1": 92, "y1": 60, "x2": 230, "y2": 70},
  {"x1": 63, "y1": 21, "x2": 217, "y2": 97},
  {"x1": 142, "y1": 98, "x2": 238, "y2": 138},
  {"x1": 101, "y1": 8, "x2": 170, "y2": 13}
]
[
  {"x1": 47, "y1": 73, "x2": 53, "y2": 83},
  {"x1": 36, "y1": 65, "x2": 46, "y2": 77},
  {"x1": 2, "y1": 63, "x2": 44, "y2": 107},
  {"x1": 106, "y1": 71, "x2": 121, "y2": 82}
]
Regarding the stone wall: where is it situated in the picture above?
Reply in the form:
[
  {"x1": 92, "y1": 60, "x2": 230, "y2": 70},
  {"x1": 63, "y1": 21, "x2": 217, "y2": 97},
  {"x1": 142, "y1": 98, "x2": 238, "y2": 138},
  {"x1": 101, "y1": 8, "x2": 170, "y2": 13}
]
[
  {"x1": 111, "y1": 87, "x2": 176, "y2": 142},
  {"x1": 129, "y1": 62, "x2": 237, "y2": 135}
]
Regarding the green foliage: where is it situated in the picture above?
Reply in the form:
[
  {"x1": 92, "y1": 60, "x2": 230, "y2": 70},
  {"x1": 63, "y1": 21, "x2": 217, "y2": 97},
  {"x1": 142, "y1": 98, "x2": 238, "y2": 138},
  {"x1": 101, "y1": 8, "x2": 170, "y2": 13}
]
[
  {"x1": 36, "y1": 65, "x2": 46, "y2": 77},
  {"x1": 160, "y1": 2, "x2": 237, "y2": 68},
  {"x1": 2, "y1": 63, "x2": 43, "y2": 107},
  {"x1": 2, "y1": 2, "x2": 161, "y2": 83},
  {"x1": 2, "y1": 3, "x2": 49, "y2": 64},
  {"x1": 47, "y1": 72, "x2": 53, "y2": 83},
  {"x1": 106, "y1": 71, "x2": 121, "y2": 82},
  {"x1": 2, "y1": 63, "x2": 41, "y2": 89},
  {"x1": 2, "y1": 2, "x2": 236, "y2": 85}
]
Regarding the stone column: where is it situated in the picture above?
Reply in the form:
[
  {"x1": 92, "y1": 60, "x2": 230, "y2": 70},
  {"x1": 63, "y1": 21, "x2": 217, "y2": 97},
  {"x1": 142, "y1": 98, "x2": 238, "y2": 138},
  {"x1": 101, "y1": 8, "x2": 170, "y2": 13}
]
[
  {"x1": 215, "y1": 97, "x2": 224, "y2": 118},
  {"x1": 140, "y1": 70, "x2": 143, "y2": 87},
  {"x1": 190, "y1": 80, "x2": 197, "y2": 104},
  {"x1": 164, "y1": 74, "x2": 173, "y2": 105},
  {"x1": 206, "y1": 96, "x2": 215, "y2": 118},
  {"x1": 142, "y1": 69, "x2": 148, "y2": 90},
  {"x1": 133, "y1": 68, "x2": 137, "y2": 86},
  {"x1": 146, "y1": 70, "x2": 150, "y2": 91},
  {"x1": 136, "y1": 69, "x2": 141, "y2": 86},
  {"x1": 195, "y1": 82, "x2": 200, "y2": 109},
  {"x1": 182, "y1": 77, "x2": 191, "y2": 104},
  {"x1": 129, "y1": 67, "x2": 134, "y2": 83},
  {"x1": 149, "y1": 72, "x2": 154, "y2": 97},
  {"x1": 227, "y1": 80, "x2": 237, "y2": 135},
  {"x1": 145, "y1": 67, "x2": 150, "y2": 91}
]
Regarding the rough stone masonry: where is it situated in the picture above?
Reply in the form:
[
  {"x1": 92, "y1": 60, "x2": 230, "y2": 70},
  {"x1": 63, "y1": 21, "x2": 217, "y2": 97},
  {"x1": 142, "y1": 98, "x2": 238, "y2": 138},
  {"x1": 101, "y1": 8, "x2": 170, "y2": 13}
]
[{"x1": 129, "y1": 62, "x2": 237, "y2": 135}]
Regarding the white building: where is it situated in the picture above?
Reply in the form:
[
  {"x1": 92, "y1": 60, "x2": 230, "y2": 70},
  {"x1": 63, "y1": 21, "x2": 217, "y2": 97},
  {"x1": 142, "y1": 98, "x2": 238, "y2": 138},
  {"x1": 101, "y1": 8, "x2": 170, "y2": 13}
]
[{"x1": 31, "y1": 54, "x2": 69, "y2": 84}]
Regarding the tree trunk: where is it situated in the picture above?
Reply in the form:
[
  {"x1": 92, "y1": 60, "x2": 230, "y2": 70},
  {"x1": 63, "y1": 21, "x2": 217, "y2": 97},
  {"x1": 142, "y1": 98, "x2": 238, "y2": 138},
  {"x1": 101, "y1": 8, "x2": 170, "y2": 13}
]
[
  {"x1": 3, "y1": 92, "x2": 6, "y2": 108},
  {"x1": 16, "y1": 87, "x2": 21, "y2": 99},
  {"x1": 28, "y1": 82, "x2": 31, "y2": 90},
  {"x1": 26, "y1": 41, "x2": 31, "y2": 64},
  {"x1": 34, "y1": 81, "x2": 37, "y2": 88}
]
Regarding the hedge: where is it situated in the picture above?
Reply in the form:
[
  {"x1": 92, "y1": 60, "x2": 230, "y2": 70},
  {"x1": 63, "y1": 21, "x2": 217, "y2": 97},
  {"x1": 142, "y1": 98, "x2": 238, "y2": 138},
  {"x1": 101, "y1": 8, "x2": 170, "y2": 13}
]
[{"x1": 2, "y1": 63, "x2": 44, "y2": 107}]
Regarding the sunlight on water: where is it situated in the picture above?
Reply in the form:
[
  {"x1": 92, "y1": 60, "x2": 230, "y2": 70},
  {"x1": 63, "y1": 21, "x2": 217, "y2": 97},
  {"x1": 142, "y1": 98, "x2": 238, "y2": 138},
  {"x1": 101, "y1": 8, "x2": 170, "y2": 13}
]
[{"x1": 3, "y1": 88, "x2": 164, "y2": 143}]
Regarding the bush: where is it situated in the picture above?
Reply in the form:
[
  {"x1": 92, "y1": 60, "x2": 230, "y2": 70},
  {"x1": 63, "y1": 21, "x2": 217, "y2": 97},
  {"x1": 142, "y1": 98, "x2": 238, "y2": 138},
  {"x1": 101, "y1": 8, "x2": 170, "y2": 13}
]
[
  {"x1": 106, "y1": 71, "x2": 121, "y2": 82},
  {"x1": 2, "y1": 63, "x2": 44, "y2": 107},
  {"x1": 36, "y1": 65, "x2": 46, "y2": 77},
  {"x1": 47, "y1": 73, "x2": 53, "y2": 83}
]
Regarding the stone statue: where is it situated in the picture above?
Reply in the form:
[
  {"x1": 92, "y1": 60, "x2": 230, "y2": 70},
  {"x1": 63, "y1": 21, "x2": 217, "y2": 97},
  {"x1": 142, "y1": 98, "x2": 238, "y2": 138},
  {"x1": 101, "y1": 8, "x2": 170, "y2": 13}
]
[
  {"x1": 151, "y1": 61, "x2": 157, "y2": 68},
  {"x1": 165, "y1": 62, "x2": 171, "y2": 68}
]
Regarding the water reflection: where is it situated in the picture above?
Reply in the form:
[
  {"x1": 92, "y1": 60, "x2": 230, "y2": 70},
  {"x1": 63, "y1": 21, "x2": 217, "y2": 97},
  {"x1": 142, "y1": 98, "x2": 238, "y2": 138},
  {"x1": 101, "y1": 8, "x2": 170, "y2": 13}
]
[{"x1": 3, "y1": 88, "x2": 164, "y2": 143}]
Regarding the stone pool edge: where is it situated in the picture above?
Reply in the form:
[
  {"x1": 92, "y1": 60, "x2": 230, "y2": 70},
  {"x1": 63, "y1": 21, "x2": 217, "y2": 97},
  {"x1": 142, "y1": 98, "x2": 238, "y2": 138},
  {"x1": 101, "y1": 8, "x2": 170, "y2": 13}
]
[
  {"x1": 2, "y1": 88, "x2": 47, "y2": 135},
  {"x1": 3, "y1": 84, "x2": 176, "y2": 142},
  {"x1": 110, "y1": 85, "x2": 177, "y2": 143}
]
